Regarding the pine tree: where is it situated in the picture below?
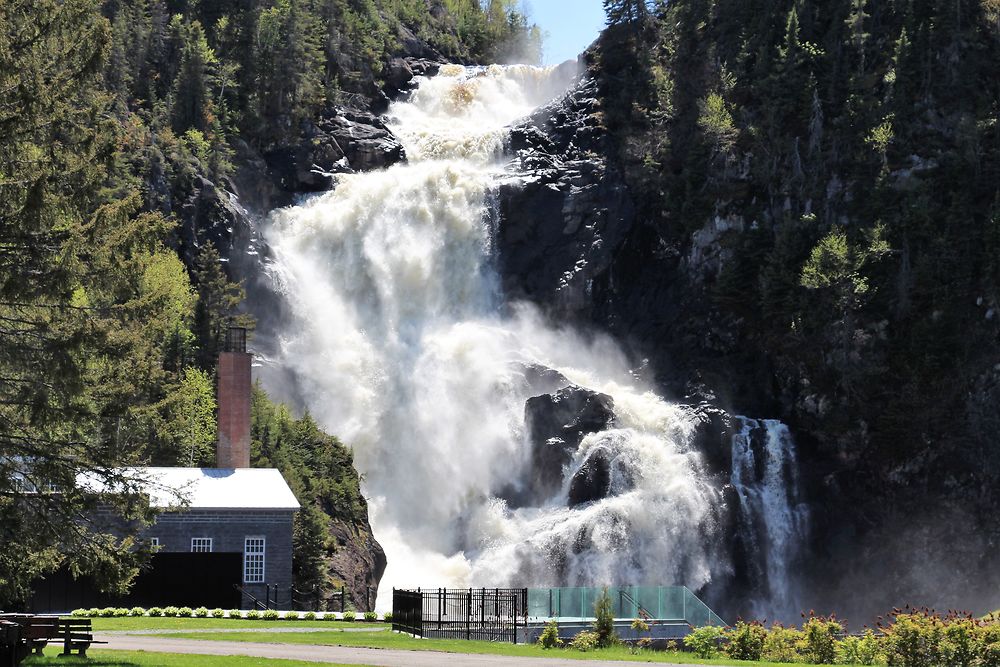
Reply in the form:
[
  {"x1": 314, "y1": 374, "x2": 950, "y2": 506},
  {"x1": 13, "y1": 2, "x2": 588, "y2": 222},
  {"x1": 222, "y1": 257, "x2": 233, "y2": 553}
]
[{"x1": 603, "y1": 0, "x2": 651, "y2": 26}]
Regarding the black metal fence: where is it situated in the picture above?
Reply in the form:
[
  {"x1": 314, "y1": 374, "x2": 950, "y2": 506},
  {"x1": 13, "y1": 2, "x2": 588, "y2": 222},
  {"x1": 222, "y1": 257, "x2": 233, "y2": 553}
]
[{"x1": 392, "y1": 588, "x2": 527, "y2": 643}]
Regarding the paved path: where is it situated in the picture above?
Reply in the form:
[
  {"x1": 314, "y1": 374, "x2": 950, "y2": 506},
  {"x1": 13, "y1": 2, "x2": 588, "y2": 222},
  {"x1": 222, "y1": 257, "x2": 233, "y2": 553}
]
[
  {"x1": 104, "y1": 627, "x2": 388, "y2": 635},
  {"x1": 102, "y1": 634, "x2": 698, "y2": 666}
]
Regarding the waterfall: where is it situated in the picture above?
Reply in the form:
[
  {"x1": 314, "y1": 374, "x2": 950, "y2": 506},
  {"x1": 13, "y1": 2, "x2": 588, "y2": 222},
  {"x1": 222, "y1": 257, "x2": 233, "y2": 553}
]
[
  {"x1": 262, "y1": 64, "x2": 806, "y2": 615},
  {"x1": 730, "y1": 418, "x2": 809, "y2": 617}
]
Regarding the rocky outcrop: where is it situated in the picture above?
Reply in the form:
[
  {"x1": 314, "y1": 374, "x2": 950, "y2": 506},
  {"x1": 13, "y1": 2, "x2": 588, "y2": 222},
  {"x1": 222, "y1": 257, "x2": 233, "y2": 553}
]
[
  {"x1": 497, "y1": 75, "x2": 635, "y2": 314},
  {"x1": 325, "y1": 517, "x2": 386, "y2": 612},
  {"x1": 524, "y1": 384, "x2": 616, "y2": 498},
  {"x1": 567, "y1": 447, "x2": 612, "y2": 506}
]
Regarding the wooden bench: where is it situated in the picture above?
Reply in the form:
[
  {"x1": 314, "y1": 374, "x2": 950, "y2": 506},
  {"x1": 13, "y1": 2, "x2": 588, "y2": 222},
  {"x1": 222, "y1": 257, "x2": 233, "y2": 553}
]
[
  {"x1": 56, "y1": 618, "x2": 105, "y2": 658},
  {"x1": 19, "y1": 617, "x2": 58, "y2": 656}
]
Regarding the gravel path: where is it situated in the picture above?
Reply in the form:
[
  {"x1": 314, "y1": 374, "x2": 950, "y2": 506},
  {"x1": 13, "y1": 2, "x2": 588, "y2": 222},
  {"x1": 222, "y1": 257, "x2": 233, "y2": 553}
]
[{"x1": 102, "y1": 634, "x2": 700, "y2": 666}]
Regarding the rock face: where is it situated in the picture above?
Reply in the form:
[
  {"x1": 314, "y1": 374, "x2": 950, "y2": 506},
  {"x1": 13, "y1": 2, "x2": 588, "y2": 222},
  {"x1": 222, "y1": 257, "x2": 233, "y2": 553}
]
[
  {"x1": 262, "y1": 108, "x2": 406, "y2": 199},
  {"x1": 325, "y1": 517, "x2": 386, "y2": 612},
  {"x1": 498, "y1": 75, "x2": 635, "y2": 314},
  {"x1": 524, "y1": 385, "x2": 616, "y2": 498}
]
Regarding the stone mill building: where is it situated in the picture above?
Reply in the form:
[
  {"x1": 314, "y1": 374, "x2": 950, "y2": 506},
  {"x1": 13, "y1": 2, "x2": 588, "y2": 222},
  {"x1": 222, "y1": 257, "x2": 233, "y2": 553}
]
[{"x1": 32, "y1": 328, "x2": 300, "y2": 611}]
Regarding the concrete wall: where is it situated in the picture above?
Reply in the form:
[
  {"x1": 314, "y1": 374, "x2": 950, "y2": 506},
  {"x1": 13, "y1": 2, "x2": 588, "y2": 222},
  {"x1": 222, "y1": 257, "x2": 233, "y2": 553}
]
[{"x1": 141, "y1": 509, "x2": 294, "y2": 608}]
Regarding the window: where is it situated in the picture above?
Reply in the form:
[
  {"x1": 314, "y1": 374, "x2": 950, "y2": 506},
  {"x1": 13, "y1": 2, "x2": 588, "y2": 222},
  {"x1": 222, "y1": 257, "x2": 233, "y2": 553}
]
[
  {"x1": 243, "y1": 537, "x2": 265, "y2": 583},
  {"x1": 149, "y1": 537, "x2": 160, "y2": 550},
  {"x1": 191, "y1": 537, "x2": 213, "y2": 552}
]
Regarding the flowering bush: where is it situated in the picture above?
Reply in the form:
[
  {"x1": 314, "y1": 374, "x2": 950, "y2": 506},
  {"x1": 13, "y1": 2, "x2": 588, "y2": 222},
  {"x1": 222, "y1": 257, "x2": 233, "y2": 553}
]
[
  {"x1": 726, "y1": 620, "x2": 767, "y2": 661},
  {"x1": 568, "y1": 630, "x2": 599, "y2": 652},
  {"x1": 538, "y1": 620, "x2": 562, "y2": 649},
  {"x1": 685, "y1": 625, "x2": 726, "y2": 659},
  {"x1": 128, "y1": 607, "x2": 145, "y2": 617}
]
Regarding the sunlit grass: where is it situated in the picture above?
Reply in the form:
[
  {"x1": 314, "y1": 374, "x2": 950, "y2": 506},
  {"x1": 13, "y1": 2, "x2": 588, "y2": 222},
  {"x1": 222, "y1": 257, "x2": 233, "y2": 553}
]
[
  {"x1": 90, "y1": 616, "x2": 382, "y2": 632},
  {"x1": 24, "y1": 649, "x2": 365, "y2": 666}
]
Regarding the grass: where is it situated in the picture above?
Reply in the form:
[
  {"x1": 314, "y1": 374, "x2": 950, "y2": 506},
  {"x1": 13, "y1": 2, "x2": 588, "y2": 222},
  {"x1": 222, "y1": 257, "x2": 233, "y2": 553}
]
[
  {"x1": 24, "y1": 650, "x2": 365, "y2": 667},
  {"x1": 147, "y1": 629, "x2": 853, "y2": 666},
  {"x1": 89, "y1": 617, "x2": 382, "y2": 631}
]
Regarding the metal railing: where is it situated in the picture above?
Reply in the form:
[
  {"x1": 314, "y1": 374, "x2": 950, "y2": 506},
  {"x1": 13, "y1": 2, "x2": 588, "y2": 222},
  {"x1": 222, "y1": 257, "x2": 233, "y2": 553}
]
[{"x1": 392, "y1": 588, "x2": 527, "y2": 643}]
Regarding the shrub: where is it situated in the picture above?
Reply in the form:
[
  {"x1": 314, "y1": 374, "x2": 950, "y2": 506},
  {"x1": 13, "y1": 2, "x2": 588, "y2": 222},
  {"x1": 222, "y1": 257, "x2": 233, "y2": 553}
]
[
  {"x1": 302, "y1": 611, "x2": 316, "y2": 621},
  {"x1": 70, "y1": 609, "x2": 89, "y2": 618},
  {"x1": 285, "y1": 611, "x2": 299, "y2": 621},
  {"x1": 382, "y1": 612, "x2": 393, "y2": 623},
  {"x1": 112, "y1": 608, "x2": 129, "y2": 617},
  {"x1": 227, "y1": 610, "x2": 242, "y2": 619},
  {"x1": 163, "y1": 606, "x2": 179, "y2": 617},
  {"x1": 343, "y1": 610, "x2": 356, "y2": 622},
  {"x1": 128, "y1": 607, "x2": 145, "y2": 617},
  {"x1": 941, "y1": 618, "x2": 978, "y2": 667},
  {"x1": 364, "y1": 611, "x2": 377, "y2": 621},
  {"x1": 882, "y1": 612, "x2": 944, "y2": 667},
  {"x1": 262, "y1": 609, "x2": 280, "y2": 621},
  {"x1": 245, "y1": 609, "x2": 260, "y2": 620},
  {"x1": 538, "y1": 620, "x2": 562, "y2": 649},
  {"x1": 686, "y1": 625, "x2": 726, "y2": 659},
  {"x1": 568, "y1": 630, "x2": 599, "y2": 652},
  {"x1": 99, "y1": 607, "x2": 117, "y2": 617},
  {"x1": 176, "y1": 607, "x2": 193, "y2": 617},
  {"x1": 592, "y1": 587, "x2": 619, "y2": 648},
  {"x1": 148, "y1": 607, "x2": 164, "y2": 617},
  {"x1": 323, "y1": 612, "x2": 339, "y2": 621},
  {"x1": 193, "y1": 607, "x2": 209, "y2": 618},
  {"x1": 838, "y1": 629, "x2": 882, "y2": 665},
  {"x1": 975, "y1": 623, "x2": 1000, "y2": 667},
  {"x1": 763, "y1": 624, "x2": 805, "y2": 663},
  {"x1": 726, "y1": 620, "x2": 767, "y2": 661},
  {"x1": 211, "y1": 608, "x2": 225, "y2": 618},
  {"x1": 803, "y1": 615, "x2": 843, "y2": 664},
  {"x1": 87, "y1": 608, "x2": 101, "y2": 617}
]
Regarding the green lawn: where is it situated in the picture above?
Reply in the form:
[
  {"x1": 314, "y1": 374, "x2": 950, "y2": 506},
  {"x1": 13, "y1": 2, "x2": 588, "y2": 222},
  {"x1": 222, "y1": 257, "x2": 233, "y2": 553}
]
[
  {"x1": 24, "y1": 649, "x2": 365, "y2": 667},
  {"x1": 89, "y1": 617, "x2": 382, "y2": 631},
  {"x1": 151, "y1": 629, "x2": 852, "y2": 666}
]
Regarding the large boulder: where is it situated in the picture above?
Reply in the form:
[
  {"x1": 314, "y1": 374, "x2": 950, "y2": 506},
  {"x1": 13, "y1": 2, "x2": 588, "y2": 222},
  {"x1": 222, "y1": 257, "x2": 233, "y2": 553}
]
[
  {"x1": 525, "y1": 385, "x2": 616, "y2": 499},
  {"x1": 567, "y1": 447, "x2": 612, "y2": 506}
]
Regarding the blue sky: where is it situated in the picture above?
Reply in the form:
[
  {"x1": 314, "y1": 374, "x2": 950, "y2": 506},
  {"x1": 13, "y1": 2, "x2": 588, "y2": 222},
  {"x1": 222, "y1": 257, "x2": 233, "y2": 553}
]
[{"x1": 523, "y1": 0, "x2": 607, "y2": 65}]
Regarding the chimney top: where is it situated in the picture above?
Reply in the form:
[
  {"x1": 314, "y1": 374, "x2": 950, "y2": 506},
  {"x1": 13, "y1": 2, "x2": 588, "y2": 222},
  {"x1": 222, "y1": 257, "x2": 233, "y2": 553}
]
[{"x1": 224, "y1": 326, "x2": 247, "y2": 353}]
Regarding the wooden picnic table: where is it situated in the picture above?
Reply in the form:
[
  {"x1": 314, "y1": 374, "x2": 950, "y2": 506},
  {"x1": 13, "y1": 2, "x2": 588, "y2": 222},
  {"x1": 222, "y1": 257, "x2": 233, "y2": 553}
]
[{"x1": 0, "y1": 614, "x2": 100, "y2": 664}]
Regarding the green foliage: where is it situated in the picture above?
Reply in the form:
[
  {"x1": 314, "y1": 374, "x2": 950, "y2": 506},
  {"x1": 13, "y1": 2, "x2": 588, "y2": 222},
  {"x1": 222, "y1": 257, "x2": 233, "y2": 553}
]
[
  {"x1": 568, "y1": 630, "x2": 600, "y2": 651},
  {"x1": 194, "y1": 607, "x2": 210, "y2": 618},
  {"x1": 302, "y1": 611, "x2": 316, "y2": 621},
  {"x1": 129, "y1": 607, "x2": 146, "y2": 617},
  {"x1": 363, "y1": 611, "x2": 377, "y2": 621},
  {"x1": 592, "y1": 587, "x2": 619, "y2": 648},
  {"x1": 71, "y1": 609, "x2": 89, "y2": 618},
  {"x1": 262, "y1": 609, "x2": 280, "y2": 621},
  {"x1": 285, "y1": 611, "x2": 299, "y2": 621},
  {"x1": 177, "y1": 606, "x2": 194, "y2": 617},
  {"x1": 163, "y1": 607, "x2": 179, "y2": 617},
  {"x1": 538, "y1": 620, "x2": 563, "y2": 648},
  {"x1": 245, "y1": 610, "x2": 260, "y2": 620},
  {"x1": 227, "y1": 610, "x2": 242, "y2": 619},
  {"x1": 148, "y1": 607, "x2": 164, "y2": 617},
  {"x1": 342, "y1": 611, "x2": 356, "y2": 622},
  {"x1": 802, "y1": 616, "x2": 843, "y2": 664},
  {"x1": 381, "y1": 611, "x2": 391, "y2": 622},
  {"x1": 883, "y1": 612, "x2": 944, "y2": 667},
  {"x1": 685, "y1": 625, "x2": 726, "y2": 659},
  {"x1": 212, "y1": 609, "x2": 226, "y2": 618},
  {"x1": 763, "y1": 624, "x2": 806, "y2": 663},
  {"x1": 726, "y1": 620, "x2": 767, "y2": 661},
  {"x1": 837, "y1": 629, "x2": 882, "y2": 665}
]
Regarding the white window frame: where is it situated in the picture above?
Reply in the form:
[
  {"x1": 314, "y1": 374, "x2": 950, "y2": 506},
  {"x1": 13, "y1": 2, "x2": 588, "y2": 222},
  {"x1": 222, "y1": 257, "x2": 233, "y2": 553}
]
[
  {"x1": 191, "y1": 537, "x2": 213, "y2": 553},
  {"x1": 243, "y1": 537, "x2": 265, "y2": 584},
  {"x1": 149, "y1": 537, "x2": 160, "y2": 550}
]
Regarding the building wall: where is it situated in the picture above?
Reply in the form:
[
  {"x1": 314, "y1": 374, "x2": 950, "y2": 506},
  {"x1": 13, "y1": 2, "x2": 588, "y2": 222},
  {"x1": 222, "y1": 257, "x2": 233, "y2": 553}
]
[{"x1": 141, "y1": 509, "x2": 295, "y2": 608}]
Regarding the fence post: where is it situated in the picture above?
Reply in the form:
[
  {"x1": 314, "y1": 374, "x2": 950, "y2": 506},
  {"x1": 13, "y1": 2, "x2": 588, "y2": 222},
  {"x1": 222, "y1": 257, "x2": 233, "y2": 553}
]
[{"x1": 466, "y1": 588, "x2": 472, "y2": 641}]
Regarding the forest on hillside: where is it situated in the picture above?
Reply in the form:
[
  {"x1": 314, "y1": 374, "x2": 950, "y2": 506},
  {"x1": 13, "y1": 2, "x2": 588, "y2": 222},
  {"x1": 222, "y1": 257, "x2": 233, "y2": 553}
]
[{"x1": 0, "y1": 0, "x2": 539, "y2": 609}]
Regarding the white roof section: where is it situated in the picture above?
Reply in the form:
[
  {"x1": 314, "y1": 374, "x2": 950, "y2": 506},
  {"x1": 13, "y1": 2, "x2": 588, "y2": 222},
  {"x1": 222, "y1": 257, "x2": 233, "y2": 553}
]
[{"x1": 79, "y1": 467, "x2": 301, "y2": 511}]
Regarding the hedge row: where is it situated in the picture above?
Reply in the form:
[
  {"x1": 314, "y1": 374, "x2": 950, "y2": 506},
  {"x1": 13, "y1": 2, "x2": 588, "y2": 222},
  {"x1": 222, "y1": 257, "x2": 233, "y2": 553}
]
[{"x1": 69, "y1": 607, "x2": 390, "y2": 622}]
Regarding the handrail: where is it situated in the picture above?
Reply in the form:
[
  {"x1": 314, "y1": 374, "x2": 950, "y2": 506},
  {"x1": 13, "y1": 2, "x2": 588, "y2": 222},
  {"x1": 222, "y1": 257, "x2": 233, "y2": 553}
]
[
  {"x1": 232, "y1": 584, "x2": 268, "y2": 611},
  {"x1": 618, "y1": 589, "x2": 653, "y2": 620}
]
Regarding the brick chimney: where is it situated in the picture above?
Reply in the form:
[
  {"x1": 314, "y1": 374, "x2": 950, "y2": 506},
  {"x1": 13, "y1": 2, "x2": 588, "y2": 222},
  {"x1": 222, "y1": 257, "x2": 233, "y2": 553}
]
[{"x1": 217, "y1": 327, "x2": 251, "y2": 468}]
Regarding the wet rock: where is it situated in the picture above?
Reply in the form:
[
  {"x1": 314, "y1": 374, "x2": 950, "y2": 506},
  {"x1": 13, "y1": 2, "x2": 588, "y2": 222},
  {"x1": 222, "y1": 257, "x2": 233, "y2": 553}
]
[
  {"x1": 689, "y1": 402, "x2": 735, "y2": 477},
  {"x1": 525, "y1": 385, "x2": 616, "y2": 498},
  {"x1": 567, "y1": 447, "x2": 612, "y2": 506}
]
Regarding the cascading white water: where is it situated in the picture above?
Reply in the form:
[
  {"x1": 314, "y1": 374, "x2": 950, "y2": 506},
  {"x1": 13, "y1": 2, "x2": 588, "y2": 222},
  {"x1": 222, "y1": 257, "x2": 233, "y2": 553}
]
[
  {"x1": 730, "y1": 418, "x2": 809, "y2": 617},
  {"x1": 263, "y1": 64, "x2": 805, "y2": 614}
]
